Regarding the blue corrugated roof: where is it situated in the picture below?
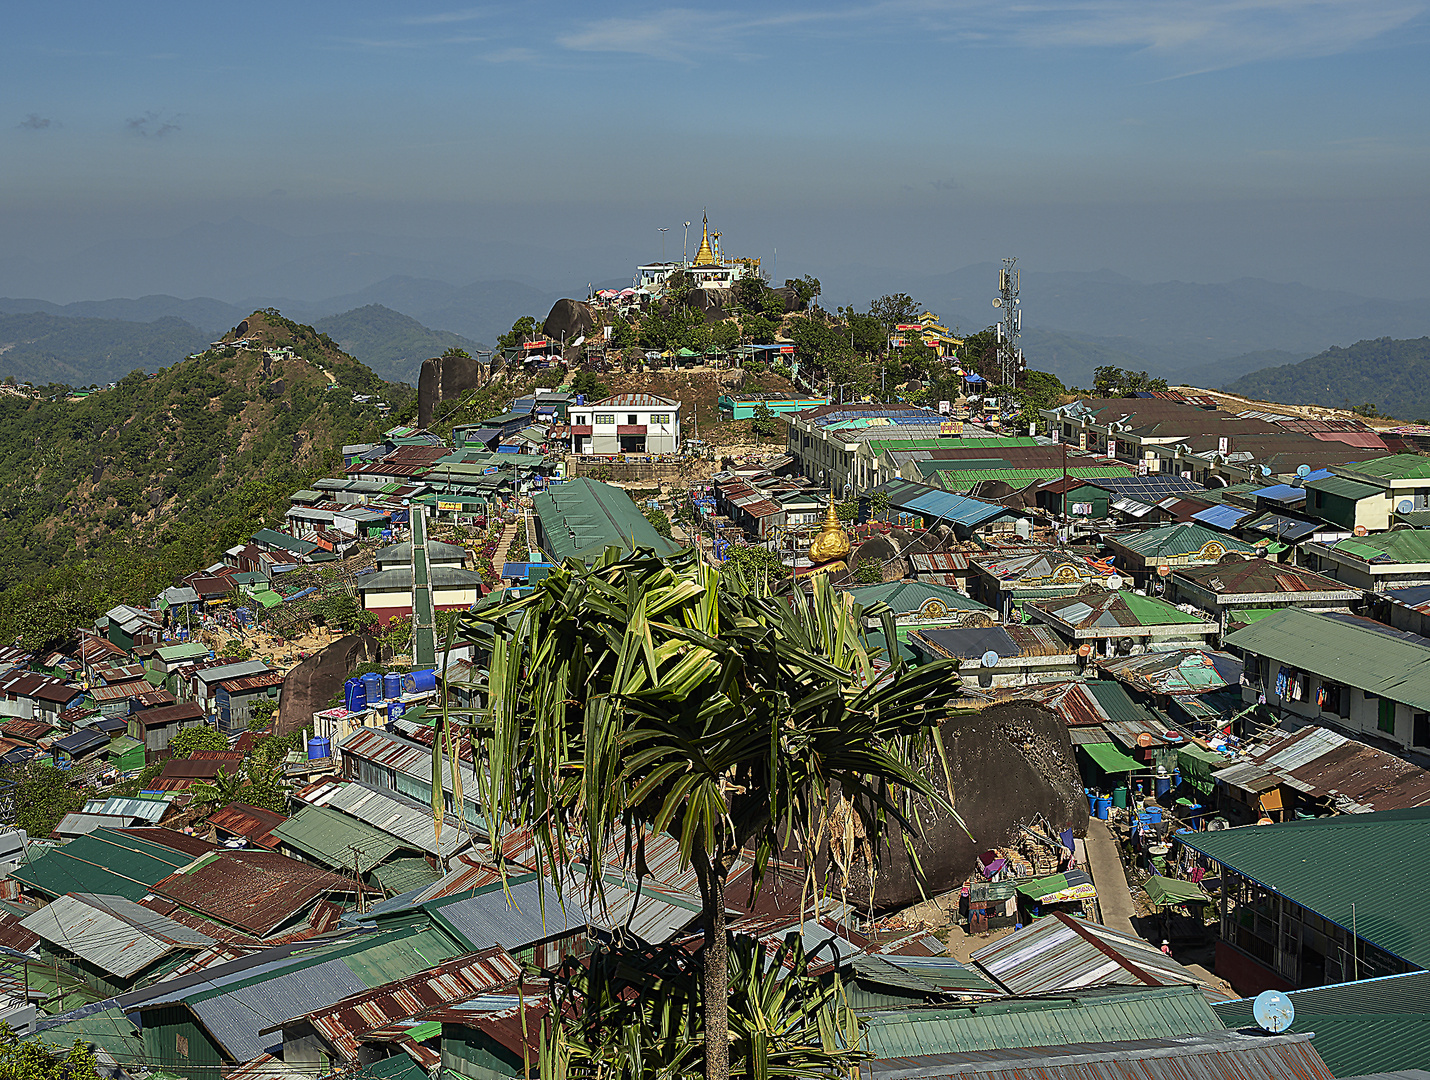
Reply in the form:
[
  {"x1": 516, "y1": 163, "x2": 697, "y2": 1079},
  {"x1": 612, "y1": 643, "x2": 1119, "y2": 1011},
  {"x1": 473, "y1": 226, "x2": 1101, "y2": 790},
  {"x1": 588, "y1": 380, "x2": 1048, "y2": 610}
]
[
  {"x1": 1249, "y1": 483, "x2": 1307, "y2": 502},
  {"x1": 889, "y1": 486, "x2": 1009, "y2": 527},
  {"x1": 1191, "y1": 504, "x2": 1251, "y2": 530}
]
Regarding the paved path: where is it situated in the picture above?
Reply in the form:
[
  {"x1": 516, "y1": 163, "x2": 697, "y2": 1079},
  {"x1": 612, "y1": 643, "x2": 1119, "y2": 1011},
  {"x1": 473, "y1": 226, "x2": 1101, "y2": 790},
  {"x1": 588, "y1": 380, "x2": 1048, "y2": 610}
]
[{"x1": 1084, "y1": 819, "x2": 1137, "y2": 935}]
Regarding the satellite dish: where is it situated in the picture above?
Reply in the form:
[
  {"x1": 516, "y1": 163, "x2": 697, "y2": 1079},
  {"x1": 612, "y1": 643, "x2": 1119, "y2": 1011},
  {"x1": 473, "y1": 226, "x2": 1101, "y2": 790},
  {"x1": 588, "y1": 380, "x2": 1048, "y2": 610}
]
[
  {"x1": 1296, "y1": 464, "x2": 1311, "y2": 478},
  {"x1": 571, "y1": 335, "x2": 585, "y2": 347},
  {"x1": 1253, "y1": 990, "x2": 1295, "y2": 1033},
  {"x1": 1259, "y1": 465, "x2": 1272, "y2": 477},
  {"x1": 980, "y1": 650, "x2": 1000, "y2": 668},
  {"x1": 1399, "y1": 499, "x2": 1415, "y2": 514},
  {"x1": 1108, "y1": 574, "x2": 1124, "y2": 590},
  {"x1": 991, "y1": 298, "x2": 1003, "y2": 308},
  {"x1": 1354, "y1": 525, "x2": 1368, "y2": 537}
]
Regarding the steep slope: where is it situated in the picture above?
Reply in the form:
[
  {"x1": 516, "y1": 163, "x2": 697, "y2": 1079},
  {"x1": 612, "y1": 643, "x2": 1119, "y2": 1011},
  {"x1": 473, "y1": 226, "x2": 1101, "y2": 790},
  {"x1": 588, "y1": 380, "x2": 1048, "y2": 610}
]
[
  {"x1": 0, "y1": 312, "x2": 214, "y2": 387},
  {"x1": 1224, "y1": 337, "x2": 1430, "y2": 420},
  {"x1": 314, "y1": 304, "x2": 483, "y2": 384},
  {"x1": 0, "y1": 310, "x2": 406, "y2": 642}
]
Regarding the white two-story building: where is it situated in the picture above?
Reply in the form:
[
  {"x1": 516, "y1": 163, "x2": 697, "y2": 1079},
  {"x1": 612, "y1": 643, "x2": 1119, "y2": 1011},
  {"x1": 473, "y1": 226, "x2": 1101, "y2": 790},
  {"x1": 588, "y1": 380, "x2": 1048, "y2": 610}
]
[{"x1": 568, "y1": 394, "x2": 682, "y2": 455}]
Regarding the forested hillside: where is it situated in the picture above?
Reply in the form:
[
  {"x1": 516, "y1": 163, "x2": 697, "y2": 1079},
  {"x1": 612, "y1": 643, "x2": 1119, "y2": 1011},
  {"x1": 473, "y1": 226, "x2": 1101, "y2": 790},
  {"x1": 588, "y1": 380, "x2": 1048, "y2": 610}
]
[
  {"x1": 314, "y1": 304, "x2": 483, "y2": 383},
  {"x1": 1224, "y1": 337, "x2": 1430, "y2": 420},
  {"x1": 0, "y1": 312, "x2": 213, "y2": 387},
  {"x1": 0, "y1": 310, "x2": 407, "y2": 646}
]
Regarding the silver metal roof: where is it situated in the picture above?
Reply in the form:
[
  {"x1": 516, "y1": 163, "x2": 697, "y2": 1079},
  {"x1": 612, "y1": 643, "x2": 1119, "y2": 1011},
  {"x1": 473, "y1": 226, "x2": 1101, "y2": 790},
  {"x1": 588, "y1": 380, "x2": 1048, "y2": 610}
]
[
  {"x1": 306, "y1": 780, "x2": 470, "y2": 859},
  {"x1": 82, "y1": 797, "x2": 170, "y2": 823},
  {"x1": 21, "y1": 893, "x2": 214, "y2": 978}
]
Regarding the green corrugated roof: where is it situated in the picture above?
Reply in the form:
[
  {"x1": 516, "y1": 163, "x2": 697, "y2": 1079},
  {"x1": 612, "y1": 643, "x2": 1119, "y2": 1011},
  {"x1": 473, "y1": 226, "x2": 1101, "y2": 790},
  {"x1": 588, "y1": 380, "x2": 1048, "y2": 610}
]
[
  {"x1": 1212, "y1": 970, "x2": 1430, "y2": 1077},
  {"x1": 10, "y1": 828, "x2": 195, "y2": 901},
  {"x1": 1224, "y1": 608, "x2": 1430, "y2": 711},
  {"x1": 155, "y1": 642, "x2": 209, "y2": 662},
  {"x1": 1107, "y1": 523, "x2": 1257, "y2": 560},
  {"x1": 1228, "y1": 607, "x2": 1279, "y2": 624},
  {"x1": 857, "y1": 985, "x2": 1222, "y2": 1058},
  {"x1": 272, "y1": 803, "x2": 403, "y2": 873},
  {"x1": 1339, "y1": 454, "x2": 1430, "y2": 481},
  {"x1": 373, "y1": 858, "x2": 444, "y2": 895},
  {"x1": 872, "y1": 437, "x2": 1040, "y2": 454},
  {"x1": 846, "y1": 580, "x2": 993, "y2": 617},
  {"x1": 1142, "y1": 875, "x2": 1211, "y2": 906},
  {"x1": 1118, "y1": 591, "x2": 1208, "y2": 625},
  {"x1": 1081, "y1": 741, "x2": 1140, "y2": 774},
  {"x1": 932, "y1": 466, "x2": 1131, "y2": 489},
  {"x1": 1307, "y1": 474, "x2": 1382, "y2": 500},
  {"x1": 1330, "y1": 529, "x2": 1430, "y2": 565},
  {"x1": 1181, "y1": 808, "x2": 1430, "y2": 968},
  {"x1": 533, "y1": 478, "x2": 680, "y2": 563},
  {"x1": 1085, "y1": 681, "x2": 1155, "y2": 727}
]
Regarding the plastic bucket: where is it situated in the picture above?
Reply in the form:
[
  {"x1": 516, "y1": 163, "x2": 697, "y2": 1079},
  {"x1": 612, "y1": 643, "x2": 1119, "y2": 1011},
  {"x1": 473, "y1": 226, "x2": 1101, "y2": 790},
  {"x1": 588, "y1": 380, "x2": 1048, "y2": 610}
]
[
  {"x1": 383, "y1": 672, "x2": 402, "y2": 700},
  {"x1": 1096, "y1": 797, "x2": 1111, "y2": 820},
  {"x1": 402, "y1": 668, "x2": 438, "y2": 694},
  {"x1": 1112, "y1": 785, "x2": 1128, "y2": 809},
  {"x1": 307, "y1": 736, "x2": 332, "y2": 760}
]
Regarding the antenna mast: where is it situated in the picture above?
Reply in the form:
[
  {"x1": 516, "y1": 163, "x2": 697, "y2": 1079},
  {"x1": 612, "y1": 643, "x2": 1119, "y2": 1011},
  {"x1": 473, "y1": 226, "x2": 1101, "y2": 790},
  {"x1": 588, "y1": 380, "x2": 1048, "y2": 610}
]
[{"x1": 992, "y1": 257, "x2": 1024, "y2": 398}]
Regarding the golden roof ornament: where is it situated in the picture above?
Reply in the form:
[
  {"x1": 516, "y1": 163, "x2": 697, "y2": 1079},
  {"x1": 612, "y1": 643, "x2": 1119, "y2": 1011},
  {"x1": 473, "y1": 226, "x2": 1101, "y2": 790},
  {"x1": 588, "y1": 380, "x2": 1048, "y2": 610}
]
[
  {"x1": 807, "y1": 500, "x2": 851, "y2": 571},
  {"x1": 693, "y1": 210, "x2": 717, "y2": 266}
]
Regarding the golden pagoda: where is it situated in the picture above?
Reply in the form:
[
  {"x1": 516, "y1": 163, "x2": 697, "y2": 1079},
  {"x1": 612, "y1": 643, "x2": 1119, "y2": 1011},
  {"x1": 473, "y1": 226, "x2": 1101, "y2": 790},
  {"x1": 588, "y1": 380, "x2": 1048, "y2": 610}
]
[
  {"x1": 693, "y1": 211, "x2": 717, "y2": 267},
  {"x1": 806, "y1": 501, "x2": 851, "y2": 575}
]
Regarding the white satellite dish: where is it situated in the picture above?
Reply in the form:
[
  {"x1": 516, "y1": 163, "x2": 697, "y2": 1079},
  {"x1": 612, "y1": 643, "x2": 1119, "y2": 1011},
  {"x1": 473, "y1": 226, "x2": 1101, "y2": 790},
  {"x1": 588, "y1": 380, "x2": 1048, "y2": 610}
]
[
  {"x1": 1108, "y1": 574, "x2": 1124, "y2": 590},
  {"x1": 1296, "y1": 464, "x2": 1311, "y2": 478},
  {"x1": 992, "y1": 298, "x2": 1003, "y2": 308},
  {"x1": 980, "y1": 650, "x2": 1000, "y2": 668},
  {"x1": 1259, "y1": 465, "x2": 1272, "y2": 477},
  {"x1": 1399, "y1": 499, "x2": 1415, "y2": 514},
  {"x1": 571, "y1": 335, "x2": 585, "y2": 347},
  {"x1": 1252, "y1": 990, "x2": 1295, "y2": 1033}
]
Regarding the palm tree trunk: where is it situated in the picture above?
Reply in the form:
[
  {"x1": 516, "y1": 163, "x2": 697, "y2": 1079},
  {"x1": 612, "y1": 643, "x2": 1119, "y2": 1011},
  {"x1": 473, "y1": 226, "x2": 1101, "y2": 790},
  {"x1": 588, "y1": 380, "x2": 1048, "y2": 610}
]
[{"x1": 696, "y1": 844, "x2": 730, "y2": 1080}]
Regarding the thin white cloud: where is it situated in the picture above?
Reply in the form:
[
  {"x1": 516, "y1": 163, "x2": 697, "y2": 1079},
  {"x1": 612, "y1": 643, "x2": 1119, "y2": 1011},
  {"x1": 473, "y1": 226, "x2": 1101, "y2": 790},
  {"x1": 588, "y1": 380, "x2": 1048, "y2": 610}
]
[
  {"x1": 557, "y1": 0, "x2": 1426, "y2": 70},
  {"x1": 404, "y1": 7, "x2": 490, "y2": 25}
]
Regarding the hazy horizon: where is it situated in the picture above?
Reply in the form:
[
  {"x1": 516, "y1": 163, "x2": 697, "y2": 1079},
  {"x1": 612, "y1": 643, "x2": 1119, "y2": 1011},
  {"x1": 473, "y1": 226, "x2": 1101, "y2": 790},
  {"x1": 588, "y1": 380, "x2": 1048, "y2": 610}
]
[{"x1": 6, "y1": 2, "x2": 1430, "y2": 305}]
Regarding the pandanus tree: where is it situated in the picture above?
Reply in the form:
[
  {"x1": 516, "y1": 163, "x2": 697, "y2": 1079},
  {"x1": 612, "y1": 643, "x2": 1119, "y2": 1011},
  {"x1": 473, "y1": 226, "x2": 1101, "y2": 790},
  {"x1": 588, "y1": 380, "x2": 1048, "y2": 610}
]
[{"x1": 452, "y1": 547, "x2": 965, "y2": 1080}]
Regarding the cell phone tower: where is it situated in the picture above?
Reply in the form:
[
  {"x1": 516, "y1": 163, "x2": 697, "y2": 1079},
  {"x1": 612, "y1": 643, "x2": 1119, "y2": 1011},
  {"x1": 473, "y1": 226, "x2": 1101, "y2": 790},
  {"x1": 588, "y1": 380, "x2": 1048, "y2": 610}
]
[{"x1": 990, "y1": 257, "x2": 1024, "y2": 392}]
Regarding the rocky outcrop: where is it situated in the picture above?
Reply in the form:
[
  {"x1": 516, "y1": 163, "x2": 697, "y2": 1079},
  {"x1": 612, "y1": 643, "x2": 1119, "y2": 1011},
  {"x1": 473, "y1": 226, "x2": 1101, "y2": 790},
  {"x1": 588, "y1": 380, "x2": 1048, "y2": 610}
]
[
  {"x1": 542, "y1": 299, "x2": 595, "y2": 345},
  {"x1": 417, "y1": 353, "x2": 486, "y2": 429}
]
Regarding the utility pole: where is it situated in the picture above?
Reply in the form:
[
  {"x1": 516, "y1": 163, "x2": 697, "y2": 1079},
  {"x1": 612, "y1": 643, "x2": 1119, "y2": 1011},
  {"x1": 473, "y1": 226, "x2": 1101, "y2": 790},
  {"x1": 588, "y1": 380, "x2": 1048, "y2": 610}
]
[{"x1": 658, "y1": 227, "x2": 668, "y2": 262}]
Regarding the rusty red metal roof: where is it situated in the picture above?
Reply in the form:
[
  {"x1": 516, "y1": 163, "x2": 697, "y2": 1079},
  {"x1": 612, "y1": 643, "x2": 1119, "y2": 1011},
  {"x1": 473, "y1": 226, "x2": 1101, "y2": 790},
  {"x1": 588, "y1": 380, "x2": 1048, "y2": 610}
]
[
  {"x1": 218, "y1": 672, "x2": 285, "y2": 693},
  {"x1": 116, "y1": 827, "x2": 219, "y2": 858},
  {"x1": 272, "y1": 947, "x2": 524, "y2": 1061},
  {"x1": 154, "y1": 849, "x2": 358, "y2": 937},
  {"x1": 208, "y1": 801, "x2": 288, "y2": 848},
  {"x1": 1, "y1": 719, "x2": 54, "y2": 743},
  {"x1": 132, "y1": 702, "x2": 206, "y2": 727}
]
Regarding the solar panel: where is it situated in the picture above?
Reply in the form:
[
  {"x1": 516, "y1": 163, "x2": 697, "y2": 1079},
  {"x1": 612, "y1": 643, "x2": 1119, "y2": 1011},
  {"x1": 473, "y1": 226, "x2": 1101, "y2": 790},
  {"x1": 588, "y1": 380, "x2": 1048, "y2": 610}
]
[{"x1": 1090, "y1": 475, "x2": 1206, "y2": 500}]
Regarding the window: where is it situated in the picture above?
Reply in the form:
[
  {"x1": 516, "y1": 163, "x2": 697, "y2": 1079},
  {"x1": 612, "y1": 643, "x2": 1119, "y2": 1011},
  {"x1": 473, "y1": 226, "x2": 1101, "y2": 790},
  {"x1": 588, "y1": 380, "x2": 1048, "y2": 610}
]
[
  {"x1": 650, "y1": 413, "x2": 670, "y2": 424},
  {"x1": 573, "y1": 415, "x2": 586, "y2": 425},
  {"x1": 1379, "y1": 697, "x2": 1397, "y2": 735},
  {"x1": 627, "y1": 414, "x2": 639, "y2": 425},
  {"x1": 594, "y1": 413, "x2": 615, "y2": 425},
  {"x1": 1415, "y1": 712, "x2": 1430, "y2": 748}
]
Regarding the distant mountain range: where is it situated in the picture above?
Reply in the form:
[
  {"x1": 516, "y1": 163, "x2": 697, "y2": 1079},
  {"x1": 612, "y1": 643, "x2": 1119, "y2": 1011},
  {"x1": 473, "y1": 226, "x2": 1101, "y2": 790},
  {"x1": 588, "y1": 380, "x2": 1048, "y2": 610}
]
[
  {"x1": 0, "y1": 312, "x2": 213, "y2": 386},
  {"x1": 1224, "y1": 337, "x2": 1430, "y2": 421},
  {"x1": 313, "y1": 304, "x2": 483, "y2": 384}
]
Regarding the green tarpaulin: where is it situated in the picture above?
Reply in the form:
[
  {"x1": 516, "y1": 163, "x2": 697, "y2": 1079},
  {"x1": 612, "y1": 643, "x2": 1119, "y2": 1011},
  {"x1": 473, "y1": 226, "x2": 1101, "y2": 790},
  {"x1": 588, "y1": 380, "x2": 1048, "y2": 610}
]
[
  {"x1": 1177, "y1": 746, "x2": 1225, "y2": 796},
  {"x1": 1082, "y1": 741, "x2": 1140, "y2": 774},
  {"x1": 1144, "y1": 874, "x2": 1213, "y2": 907}
]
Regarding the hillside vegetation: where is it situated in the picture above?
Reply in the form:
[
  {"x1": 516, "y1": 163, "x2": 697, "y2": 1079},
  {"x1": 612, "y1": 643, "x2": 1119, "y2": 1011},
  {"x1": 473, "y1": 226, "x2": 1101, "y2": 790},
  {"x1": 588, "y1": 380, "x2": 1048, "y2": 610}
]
[
  {"x1": 314, "y1": 303, "x2": 483, "y2": 384},
  {"x1": 1223, "y1": 337, "x2": 1430, "y2": 420},
  {"x1": 0, "y1": 310, "x2": 406, "y2": 646},
  {"x1": 0, "y1": 312, "x2": 212, "y2": 387}
]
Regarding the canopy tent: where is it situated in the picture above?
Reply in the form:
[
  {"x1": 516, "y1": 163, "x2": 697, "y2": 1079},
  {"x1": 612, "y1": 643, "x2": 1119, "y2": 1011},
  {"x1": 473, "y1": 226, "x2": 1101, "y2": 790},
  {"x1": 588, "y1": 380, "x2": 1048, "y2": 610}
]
[
  {"x1": 1016, "y1": 870, "x2": 1097, "y2": 904},
  {"x1": 1177, "y1": 745, "x2": 1225, "y2": 796},
  {"x1": 1081, "y1": 741, "x2": 1141, "y2": 774},
  {"x1": 1143, "y1": 874, "x2": 1213, "y2": 908}
]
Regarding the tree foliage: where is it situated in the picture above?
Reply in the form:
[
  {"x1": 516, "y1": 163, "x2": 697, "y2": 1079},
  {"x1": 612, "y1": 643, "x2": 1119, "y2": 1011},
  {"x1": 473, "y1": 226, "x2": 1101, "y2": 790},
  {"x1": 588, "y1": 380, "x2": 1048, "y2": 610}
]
[
  {"x1": 168, "y1": 725, "x2": 230, "y2": 758},
  {"x1": 8, "y1": 765, "x2": 86, "y2": 839},
  {"x1": 749, "y1": 403, "x2": 778, "y2": 438},
  {"x1": 497, "y1": 316, "x2": 539, "y2": 351},
  {"x1": 0, "y1": 1025, "x2": 101, "y2": 1080},
  {"x1": 1092, "y1": 365, "x2": 1169, "y2": 396}
]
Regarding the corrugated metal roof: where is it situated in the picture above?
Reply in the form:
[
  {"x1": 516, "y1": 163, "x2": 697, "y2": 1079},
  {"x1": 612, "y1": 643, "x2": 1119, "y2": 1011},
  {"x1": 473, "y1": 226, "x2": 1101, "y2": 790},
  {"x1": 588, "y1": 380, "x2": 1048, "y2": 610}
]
[
  {"x1": 1307, "y1": 473, "x2": 1383, "y2": 500},
  {"x1": 1212, "y1": 970, "x2": 1430, "y2": 1078},
  {"x1": 207, "y1": 801, "x2": 287, "y2": 848},
  {"x1": 272, "y1": 803, "x2": 403, "y2": 872},
  {"x1": 970, "y1": 912, "x2": 1206, "y2": 995},
  {"x1": 857, "y1": 984, "x2": 1224, "y2": 1059},
  {"x1": 1181, "y1": 808, "x2": 1430, "y2": 968},
  {"x1": 82, "y1": 796, "x2": 170, "y2": 823},
  {"x1": 10, "y1": 827, "x2": 197, "y2": 900},
  {"x1": 317, "y1": 781, "x2": 471, "y2": 859},
  {"x1": 865, "y1": 1029, "x2": 1332, "y2": 1080},
  {"x1": 1225, "y1": 608, "x2": 1430, "y2": 712},
  {"x1": 845, "y1": 580, "x2": 993, "y2": 617},
  {"x1": 21, "y1": 893, "x2": 213, "y2": 978},
  {"x1": 154, "y1": 850, "x2": 358, "y2": 937}
]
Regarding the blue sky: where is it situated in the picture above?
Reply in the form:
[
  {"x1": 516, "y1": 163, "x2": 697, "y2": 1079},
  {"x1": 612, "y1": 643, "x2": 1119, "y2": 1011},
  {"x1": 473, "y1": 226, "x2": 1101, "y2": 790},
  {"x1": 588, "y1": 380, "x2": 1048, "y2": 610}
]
[{"x1": 5, "y1": 1, "x2": 1430, "y2": 301}]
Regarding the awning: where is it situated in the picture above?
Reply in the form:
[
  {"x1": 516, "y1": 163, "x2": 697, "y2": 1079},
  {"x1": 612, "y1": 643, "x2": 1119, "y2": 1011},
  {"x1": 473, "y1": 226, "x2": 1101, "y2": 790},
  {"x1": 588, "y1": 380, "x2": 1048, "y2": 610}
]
[
  {"x1": 1260, "y1": 788, "x2": 1284, "y2": 812},
  {"x1": 1016, "y1": 871, "x2": 1097, "y2": 904},
  {"x1": 1082, "y1": 741, "x2": 1140, "y2": 774},
  {"x1": 1177, "y1": 746, "x2": 1225, "y2": 796},
  {"x1": 1143, "y1": 874, "x2": 1213, "y2": 907}
]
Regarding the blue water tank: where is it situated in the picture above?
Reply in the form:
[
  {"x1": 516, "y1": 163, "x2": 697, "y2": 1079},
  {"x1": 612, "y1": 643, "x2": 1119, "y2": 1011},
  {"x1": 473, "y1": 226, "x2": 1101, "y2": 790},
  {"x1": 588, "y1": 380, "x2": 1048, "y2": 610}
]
[
  {"x1": 361, "y1": 672, "x2": 382, "y2": 704},
  {"x1": 383, "y1": 672, "x2": 402, "y2": 700},
  {"x1": 344, "y1": 677, "x2": 366, "y2": 713},
  {"x1": 307, "y1": 736, "x2": 332, "y2": 760},
  {"x1": 1155, "y1": 774, "x2": 1172, "y2": 797},
  {"x1": 402, "y1": 668, "x2": 437, "y2": 694},
  {"x1": 1096, "y1": 796, "x2": 1111, "y2": 820},
  {"x1": 1087, "y1": 793, "x2": 1098, "y2": 815},
  {"x1": 388, "y1": 700, "x2": 405, "y2": 723}
]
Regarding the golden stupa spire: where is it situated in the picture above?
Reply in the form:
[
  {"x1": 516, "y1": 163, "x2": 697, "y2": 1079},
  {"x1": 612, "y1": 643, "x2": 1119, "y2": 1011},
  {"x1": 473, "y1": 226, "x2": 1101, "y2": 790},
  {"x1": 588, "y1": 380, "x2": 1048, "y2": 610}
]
[
  {"x1": 693, "y1": 210, "x2": 717, "y2": 266},
  {"x1": 807, "y1": 497, "x2": 851, "y2": 572}
]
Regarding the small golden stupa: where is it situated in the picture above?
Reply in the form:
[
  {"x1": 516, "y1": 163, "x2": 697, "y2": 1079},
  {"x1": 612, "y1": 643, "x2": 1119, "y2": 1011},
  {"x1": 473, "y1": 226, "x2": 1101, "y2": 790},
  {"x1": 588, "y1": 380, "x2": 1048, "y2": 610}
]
[
  {"x1": 806, "y1": 501, "x2": 851, "y2": 575},
  {"x1": 693, "y1": 211, "x2": 717, "y2": 267}
]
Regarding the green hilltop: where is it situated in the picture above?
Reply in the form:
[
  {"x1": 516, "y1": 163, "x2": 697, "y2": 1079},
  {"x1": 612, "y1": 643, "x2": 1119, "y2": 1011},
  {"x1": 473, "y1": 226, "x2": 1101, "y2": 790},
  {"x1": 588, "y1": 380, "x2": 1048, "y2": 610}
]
[{"x1": 1224, "y1": 336, "x2": 1430, "y2": 420}]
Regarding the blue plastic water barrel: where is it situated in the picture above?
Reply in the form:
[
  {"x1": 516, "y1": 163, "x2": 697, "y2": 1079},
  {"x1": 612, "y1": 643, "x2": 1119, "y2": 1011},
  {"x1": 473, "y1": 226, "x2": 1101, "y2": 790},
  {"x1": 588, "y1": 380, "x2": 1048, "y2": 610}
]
[
  {"x1": 402, "y1": 668, "x2": 437, "y2": 694},
  {"x1": 307, "y1": 736, "x2": 332, "y2": 760},
  {"x1": 1096, "y1": 796, "x2": 1111, "y2": 820},
  {"x1": 1088, "y1": 793, "x2": 1098, "y2": 815},
  {"x1": 1155, "y1": 774, "x2": 1172, "y2": 797},
  {"x1": 1144, "y1": 807, "x2": 1162, "y2": 823},
  {"x1": 387, "y1": 700, "x2": 405, "y2": 723},
  {"x1": 383, "y1": 672, "x2": 402, "y2": 700},
  {"x1": 1172, "y1": 768, "x2": 1182, "y2": 787},
  {"x1": 345, "y1": 677, "x2": 366, "y2": 713},
  {"x1": 362, "y1": 672, "x2": 382, "y2": 704}
]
